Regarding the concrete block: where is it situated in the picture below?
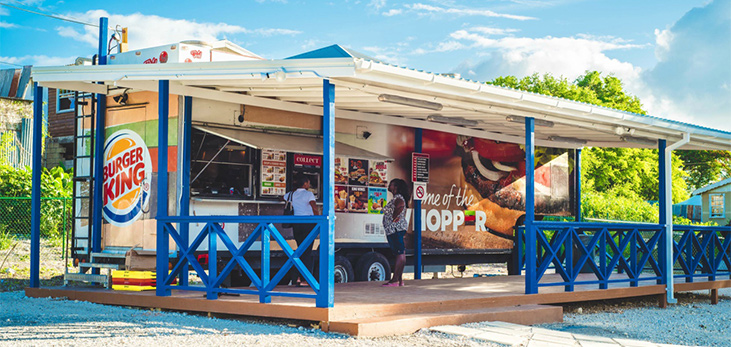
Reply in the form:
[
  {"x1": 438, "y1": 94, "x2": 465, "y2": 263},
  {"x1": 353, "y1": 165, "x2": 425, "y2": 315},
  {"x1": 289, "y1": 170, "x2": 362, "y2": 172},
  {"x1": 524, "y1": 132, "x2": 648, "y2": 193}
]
[
  {"x1": 473, "y1": 331, "x2": 529, "y2": 346},
  {"x1": 429, "y1": 325, "x2": 482, "y2": 337}
]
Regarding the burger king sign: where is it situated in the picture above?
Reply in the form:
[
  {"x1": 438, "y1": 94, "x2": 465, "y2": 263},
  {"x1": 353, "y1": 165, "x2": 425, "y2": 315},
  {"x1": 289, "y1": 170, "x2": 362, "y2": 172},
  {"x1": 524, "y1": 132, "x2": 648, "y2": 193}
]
[{"x1": 103, "y1": 130, "x2": 152, "y2": 226}]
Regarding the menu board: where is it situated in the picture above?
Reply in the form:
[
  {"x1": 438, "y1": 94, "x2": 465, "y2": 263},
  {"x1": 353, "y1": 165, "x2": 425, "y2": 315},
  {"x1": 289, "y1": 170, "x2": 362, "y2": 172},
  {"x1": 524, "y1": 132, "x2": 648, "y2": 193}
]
[
  {"x1": 348, "y1": 186, "x2": 368, "y2": 213},
  {"x1": 261, "y1": 149, "x2": 287, "y2": 196},
  {"x1": 334, "y1": 185, "x2": 348, "y2": 212},
  {"x1": 334, "y1": 156, "x2": 348, "y2": 185},
  {"x1": 368, "y1": 187, "x2": 387, "y2": 214},
  {"x1": 348, "y1": 159, "x2": 369, "y2": 186},
  {"x1": 369, "y1": 161, "x2": 387, "y2": 187}
]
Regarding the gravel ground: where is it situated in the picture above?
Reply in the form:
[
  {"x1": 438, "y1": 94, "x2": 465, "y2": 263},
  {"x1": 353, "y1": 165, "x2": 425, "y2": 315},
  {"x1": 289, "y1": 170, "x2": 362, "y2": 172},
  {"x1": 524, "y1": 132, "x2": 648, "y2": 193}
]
[
  {"x1": 4, "y1": 290, "x2": 730, "y2": 347},
  {"x1": 0, "y1": 291, "x2": 494, "y2": 347},
  {"x1": 534, "y1": 289, "x2": 731, "y2": 347}
]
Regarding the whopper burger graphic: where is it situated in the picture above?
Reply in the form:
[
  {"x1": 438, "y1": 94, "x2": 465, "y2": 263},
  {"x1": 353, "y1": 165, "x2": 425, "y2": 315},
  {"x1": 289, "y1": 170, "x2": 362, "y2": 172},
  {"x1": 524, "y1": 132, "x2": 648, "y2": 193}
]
[
  {"x1": 388, "y1": 127, "x2": 571, "y2": 249},
  {"x1": 103, "y1": 130, "x2": 152, "y2": 227}
]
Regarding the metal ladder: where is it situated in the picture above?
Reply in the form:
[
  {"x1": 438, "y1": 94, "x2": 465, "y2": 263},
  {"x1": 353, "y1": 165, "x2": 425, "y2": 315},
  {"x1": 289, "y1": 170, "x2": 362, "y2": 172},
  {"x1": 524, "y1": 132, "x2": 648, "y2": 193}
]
[
  {"x1": 64, "y1": 91, "x2": 122, "y2": 287},
  {"x1": 70, "y1": 91, "x2": 94, "y2": 263}
]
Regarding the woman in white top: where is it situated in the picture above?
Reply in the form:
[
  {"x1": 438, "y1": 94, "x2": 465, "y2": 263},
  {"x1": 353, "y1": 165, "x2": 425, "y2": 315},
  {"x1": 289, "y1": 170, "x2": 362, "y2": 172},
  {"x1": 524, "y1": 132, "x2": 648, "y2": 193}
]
[{"x1": 283, "y1": 175, "x2": 318, "y2": 286}]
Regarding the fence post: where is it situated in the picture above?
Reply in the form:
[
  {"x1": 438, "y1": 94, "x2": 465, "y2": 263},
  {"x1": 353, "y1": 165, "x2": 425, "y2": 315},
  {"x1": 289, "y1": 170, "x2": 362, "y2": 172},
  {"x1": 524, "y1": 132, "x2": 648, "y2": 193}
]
[
  {"x1": 524, "y1": 117, "x2": 537, "y2": 294},
  {"x1": 317, "y1": 79, "x2": 335, "y2": 308},
  {"x1": 260, "y1": 224, "x2": 271, "y2": 303},
  {"x1": 30, "y1": 83, "x2": 44, "y2": 288}
]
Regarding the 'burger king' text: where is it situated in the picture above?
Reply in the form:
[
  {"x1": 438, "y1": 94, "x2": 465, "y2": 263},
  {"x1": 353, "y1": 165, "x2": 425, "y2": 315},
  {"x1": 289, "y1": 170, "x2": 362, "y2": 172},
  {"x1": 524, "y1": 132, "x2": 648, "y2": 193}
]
[{"x1": 104, "y1": 147, "x2": 146, "y2": 205}]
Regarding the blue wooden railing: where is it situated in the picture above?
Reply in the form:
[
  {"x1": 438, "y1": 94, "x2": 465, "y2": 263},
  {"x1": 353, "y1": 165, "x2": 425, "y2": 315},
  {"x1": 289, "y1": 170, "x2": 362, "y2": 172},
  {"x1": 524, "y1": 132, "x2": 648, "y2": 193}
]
[
  {"x1": 672, "y1": 225, "x2": 731, "y2": 282},
  {"x1": 519, "y1": 222, "x2": 731, "y2": 292},
  {"x1": 155, "y1": 215, "x2": 329, "y2": 306}
]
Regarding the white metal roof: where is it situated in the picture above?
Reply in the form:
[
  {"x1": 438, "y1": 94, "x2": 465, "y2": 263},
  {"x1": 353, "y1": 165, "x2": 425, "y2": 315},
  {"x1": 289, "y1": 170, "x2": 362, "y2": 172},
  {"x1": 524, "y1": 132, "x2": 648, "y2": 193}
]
[
  {"x1": 194, "y1": 124, "x2": 393, "y2": 161},
  {"x1": 32, "y1": 57, "x2": 731, "y2": 150},
  {"x1": 692, "y1": 177, "x2": 731, "y2": 196}
]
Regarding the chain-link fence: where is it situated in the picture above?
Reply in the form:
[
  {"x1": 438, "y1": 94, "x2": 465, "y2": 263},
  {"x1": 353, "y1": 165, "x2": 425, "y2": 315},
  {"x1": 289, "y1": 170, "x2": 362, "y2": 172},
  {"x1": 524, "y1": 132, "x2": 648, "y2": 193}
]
[{"x1": 0, "y1": 197, "x2": 73, "y2": 291}]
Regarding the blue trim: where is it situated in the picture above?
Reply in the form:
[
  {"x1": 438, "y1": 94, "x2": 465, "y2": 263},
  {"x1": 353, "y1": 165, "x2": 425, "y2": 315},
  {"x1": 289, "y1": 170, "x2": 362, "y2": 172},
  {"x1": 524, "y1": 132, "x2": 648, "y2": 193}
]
[
  {"x1": 91, "y1": 17, "x2": 108, "y2": 264},
  {"x1": 317, "y1": 79, "x2": 335, "y2": 308},
  {"x1": 575, "y1": 148, "x2": 582, "y2": 222},
  {"x1": 156, "y1": 80, "x2": 171, "y2": 297},
  {"x1": 414, "y1": 128, "x2": 422, "y2": 280},
  {"x1": 524, "y1": 117, "x2": 536, "y2": 294},
  {"x1": 179, "y1": 96, "x2": 192, "y2": 286},
  {"x1": 658, "y1": 139, "x2": 667, "y2": 285},
  {"x1": 29, "y1": 83, "x2": 43, "y2": 288}
]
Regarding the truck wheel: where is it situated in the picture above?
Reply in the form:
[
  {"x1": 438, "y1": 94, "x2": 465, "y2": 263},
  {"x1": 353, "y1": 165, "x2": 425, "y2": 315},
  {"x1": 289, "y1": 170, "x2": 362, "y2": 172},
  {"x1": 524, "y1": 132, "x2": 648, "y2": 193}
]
[
  {"x1": 355, "y1": 252, "x2": 391, "y2": 282},
  {"x1": 334, "y1": 255, "x2": 354, "y2": 283}
]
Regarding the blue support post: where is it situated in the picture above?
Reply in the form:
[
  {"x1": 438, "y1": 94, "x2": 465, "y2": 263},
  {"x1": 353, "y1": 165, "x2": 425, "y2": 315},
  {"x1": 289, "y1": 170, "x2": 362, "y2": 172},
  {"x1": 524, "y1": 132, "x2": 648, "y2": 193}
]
[
  {"x1": 317, "y1": 79, "x2": 335, "y2": 308},
  {"x1": 208, "y1": 225, "x2": 217, "y2": 300},
  {"x1": 260, "y1": 225, "x2": 271, "y2": 303},
  {"x1": 414, "y1": 128, "x2": 423, "y2": 280},
  {"x1": 156, "y1": 80, "x2": 171, "y2": 297},
  {"x1": 91, "y1": 17, "x2": 108, "y2": 267},
  {"x1": 29, "y1": 83, "x2": 44, "y2": 288},
  {"x1": 658, "y1": 139, "x2": 667, "y2": 286},
  {"x1": 179, "y1": 96, "x2": 192, "y2": 287},
  {"x1": 525, "y1": 117, "x2": 537, "y2": 294},
  {"x1": 575, "y1": 148, "x2": 582, "y2": 222}
]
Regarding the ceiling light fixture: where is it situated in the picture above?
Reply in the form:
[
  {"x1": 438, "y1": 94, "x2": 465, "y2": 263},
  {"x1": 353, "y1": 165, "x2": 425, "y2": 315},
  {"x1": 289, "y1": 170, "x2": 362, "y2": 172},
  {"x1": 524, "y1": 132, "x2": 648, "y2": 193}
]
[
  {"x1": 378, "y1": 94, "x2": 443, "y2": 111},
  {"x1": 547, "y1": 136, "x2": 587, "y2": 145},
  {"x1": 621, "y1": 135, "x2": 657, "y2": 146},
  {"x1": 426, "y1": 115, "x2": 478, "y2": 127},
  {"x1": 506, "y1": 115, "x2": 554, "y2": 127}
]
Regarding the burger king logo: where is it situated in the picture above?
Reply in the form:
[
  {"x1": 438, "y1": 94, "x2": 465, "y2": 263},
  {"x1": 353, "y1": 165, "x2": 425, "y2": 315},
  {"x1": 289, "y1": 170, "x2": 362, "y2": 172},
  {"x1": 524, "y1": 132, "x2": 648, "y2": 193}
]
[{"x1": 103, "y1": 130, "x2": 152, "y2": 226}]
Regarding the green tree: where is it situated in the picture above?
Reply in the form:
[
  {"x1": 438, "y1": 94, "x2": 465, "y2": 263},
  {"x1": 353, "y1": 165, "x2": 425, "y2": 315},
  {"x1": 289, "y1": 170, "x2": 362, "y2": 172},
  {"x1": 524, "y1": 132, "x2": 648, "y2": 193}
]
[{"x1": 675, "y1": 150, "x2": 731, "y2": 191}]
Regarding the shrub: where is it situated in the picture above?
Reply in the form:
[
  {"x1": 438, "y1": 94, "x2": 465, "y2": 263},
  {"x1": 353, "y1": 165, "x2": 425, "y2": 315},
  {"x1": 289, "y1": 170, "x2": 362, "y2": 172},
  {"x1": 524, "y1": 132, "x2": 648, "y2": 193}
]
[{"x1": 0, "y1": 165, "x2": 72, "y2": 238}]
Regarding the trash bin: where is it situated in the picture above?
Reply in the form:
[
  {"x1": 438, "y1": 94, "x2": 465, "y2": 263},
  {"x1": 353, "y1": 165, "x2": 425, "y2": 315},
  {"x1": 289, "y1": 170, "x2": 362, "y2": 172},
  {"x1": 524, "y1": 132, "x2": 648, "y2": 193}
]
[{"x1": 573, "y1": 233, "x2": 595, "y2": 273}]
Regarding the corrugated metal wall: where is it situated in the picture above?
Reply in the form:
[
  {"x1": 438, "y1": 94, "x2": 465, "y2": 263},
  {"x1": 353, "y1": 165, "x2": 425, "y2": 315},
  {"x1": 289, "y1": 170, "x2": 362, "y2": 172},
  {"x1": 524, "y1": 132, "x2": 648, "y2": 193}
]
[{"x1": 0, "y1": 66, "x2": 35, "y2": 169}]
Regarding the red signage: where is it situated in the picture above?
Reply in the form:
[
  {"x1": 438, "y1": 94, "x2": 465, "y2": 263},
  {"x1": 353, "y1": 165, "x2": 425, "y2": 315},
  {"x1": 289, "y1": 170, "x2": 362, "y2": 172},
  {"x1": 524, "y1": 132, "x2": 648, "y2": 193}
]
[
  {"x1": 294, "y1": 154, "x2": 322, "y2": 167},
  {"x1": 411, "y1": 153, "x2": 430, "y2": 183}
]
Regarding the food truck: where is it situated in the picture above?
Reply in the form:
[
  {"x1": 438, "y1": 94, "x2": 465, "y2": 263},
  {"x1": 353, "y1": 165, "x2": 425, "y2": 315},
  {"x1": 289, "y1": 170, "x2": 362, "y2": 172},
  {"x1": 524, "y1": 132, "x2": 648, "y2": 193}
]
[{"x1": 73, "y1": 41, "x2": 577, "y2": 285}]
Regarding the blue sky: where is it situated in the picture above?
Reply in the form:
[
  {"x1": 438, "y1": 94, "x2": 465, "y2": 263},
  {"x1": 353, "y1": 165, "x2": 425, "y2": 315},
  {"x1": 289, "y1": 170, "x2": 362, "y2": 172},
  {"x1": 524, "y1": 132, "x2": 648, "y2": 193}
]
[{"x1": 1, "y1": 0, "x2": 729, "y2": 131}]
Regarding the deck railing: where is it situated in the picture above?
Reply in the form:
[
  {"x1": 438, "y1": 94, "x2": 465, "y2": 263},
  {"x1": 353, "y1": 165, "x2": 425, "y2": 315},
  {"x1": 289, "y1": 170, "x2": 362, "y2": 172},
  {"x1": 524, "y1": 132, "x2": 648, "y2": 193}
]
[
  {"x1": 519, "y1": 222, "x2": 731, "y2": 291},
  {"x1": 672, "y1": 225, "x2": 731, "y2": 282},
  {"x1": 155, "y1": 215, "x2": 330, "y2": 306}
]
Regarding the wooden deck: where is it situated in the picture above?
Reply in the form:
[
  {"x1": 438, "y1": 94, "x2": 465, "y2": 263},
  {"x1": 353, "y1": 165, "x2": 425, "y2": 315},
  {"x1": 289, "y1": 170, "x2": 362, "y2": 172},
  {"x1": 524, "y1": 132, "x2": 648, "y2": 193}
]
[{"x1": 25, "y1": 274, "x2": 731, "y2": 337}]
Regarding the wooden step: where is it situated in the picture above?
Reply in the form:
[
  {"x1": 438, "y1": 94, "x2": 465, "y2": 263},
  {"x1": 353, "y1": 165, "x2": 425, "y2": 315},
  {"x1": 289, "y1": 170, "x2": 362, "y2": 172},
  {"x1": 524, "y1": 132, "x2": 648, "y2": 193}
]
[{"x1": 324, "y1": 304, "x2": 562, "y2": 337}]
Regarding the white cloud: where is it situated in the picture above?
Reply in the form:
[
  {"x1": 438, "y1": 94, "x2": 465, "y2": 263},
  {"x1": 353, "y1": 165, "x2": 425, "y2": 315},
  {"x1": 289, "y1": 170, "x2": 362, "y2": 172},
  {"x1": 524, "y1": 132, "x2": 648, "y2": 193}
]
[
  {"x1": 449, "y1": 28, "x2": 644, "y2": 106},
  {"x1": 640, "y1": 0, "x2": 731, "y2": 131},
  {"x1": 446, "y1": 0, "x2": 731, "y2": 132},
  {"x1": 362, "y1": 45, "x2": 407, "y2": 65},
  {"x1": 0, "y1": 21, "x2": 17, "y2": 28},
  {"x1": 55, "y1": 10, "x2": 300, "y2": 50},
  {"x1": 369, "y1": 0, "x2": 387, "y2": 10},
  {"x1": 653, "y1": 28, "x2": 674, "y2": 61},
  {"x1": 404, "y1": 3, "x2": 536, "y2": 21},
  {"x1": 382, "y1": 9, "x2": 403, "y2": 16},
  {"x1": 0, "y1": 55, "x2": 77, "y2": 67},
  {"x1": 470, "y1": 26, "x2": 519, "y2": 36}
]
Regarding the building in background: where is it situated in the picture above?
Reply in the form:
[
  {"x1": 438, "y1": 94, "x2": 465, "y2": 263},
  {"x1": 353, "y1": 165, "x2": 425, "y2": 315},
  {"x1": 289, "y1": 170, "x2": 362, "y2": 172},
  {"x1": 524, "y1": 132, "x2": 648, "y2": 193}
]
[
  {"x1": 0, "y1": 66, "x2": 35, "y2": 169},
  {"x1": 692, "y1": 178, "x2": 731, "y2": 225}
]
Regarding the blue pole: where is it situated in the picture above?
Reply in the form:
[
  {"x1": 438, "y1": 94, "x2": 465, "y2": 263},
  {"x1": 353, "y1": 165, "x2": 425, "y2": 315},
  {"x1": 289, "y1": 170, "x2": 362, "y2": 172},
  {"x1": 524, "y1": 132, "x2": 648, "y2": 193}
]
[
  {"x1": 29, "y1": 83, "x2": 44, "y2": 288},
  {"x1": 179, "y1": 96, "x2": 192, "y2": 287},
  {"x1": 91, "y1": 17, "x2": 108, "y2": 263},
  {"x1": 575, "y1": 148, "x2": 582, "y2": 222},
  {"x1": 524, "y1": 117, "x2": 537, "y2": 294},
  {"x1": 156, "y1": 80, "x2": 171, "y2": 297},
  {"x1": 414, "y1": 128, "x2": 422, "y2": 280},
  {"x1": 317, "y1": 79, "x2": 335, "y2": 308},
  {"x1": 658, "y1": 139, "x2": 668, "y2": 287}
]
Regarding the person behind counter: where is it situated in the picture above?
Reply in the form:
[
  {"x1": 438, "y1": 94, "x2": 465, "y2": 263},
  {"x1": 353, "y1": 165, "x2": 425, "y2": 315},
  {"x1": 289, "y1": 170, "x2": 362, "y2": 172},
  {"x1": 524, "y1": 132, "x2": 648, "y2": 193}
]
[
  {"x1": 382, "y1": 178, "x2": 410, "y2": 287},
  {"x1": 283, "y1": 175, "x2": 318, "y2": 287}
]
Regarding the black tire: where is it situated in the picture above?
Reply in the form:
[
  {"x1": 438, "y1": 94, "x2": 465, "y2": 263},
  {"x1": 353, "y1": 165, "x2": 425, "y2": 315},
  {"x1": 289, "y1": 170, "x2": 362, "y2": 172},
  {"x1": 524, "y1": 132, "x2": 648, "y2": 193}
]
[
  {"x1": 333, "y1": 255, "x2": 355, "y2": 283},
  {"x1": 355, "y1": 252, "x2": 391, "y2": 282}
]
